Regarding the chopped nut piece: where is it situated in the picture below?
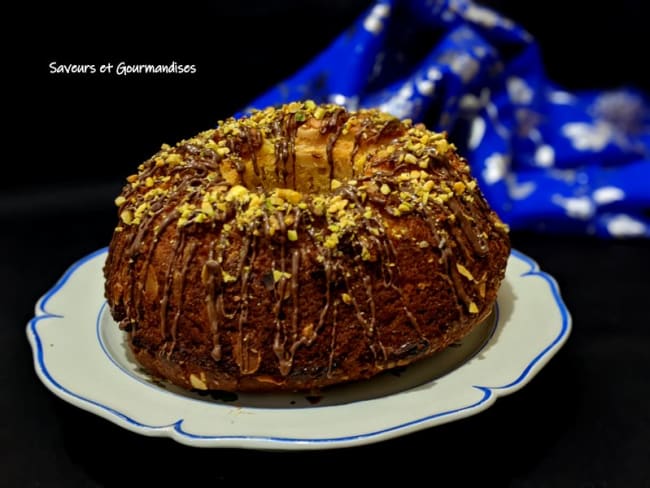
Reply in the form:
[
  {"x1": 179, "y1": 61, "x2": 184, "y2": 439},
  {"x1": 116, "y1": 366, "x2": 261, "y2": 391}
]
[
  {"x1": 272, "y1": 269, "x2": 292, "y2": 282},
  {"x1": 324, "y1": 233, "x2": 339, "y2": 249},
  {"x1": 226, "y1": 185, "x2": 249, "y2": 203},
  {"x1": 398, "y1": 202, "x2": 412, "y2": 213},
  {"x1": 276, "y1": 188, "x2": 302, "y2": 204},
  {"x1": 120, "y1": 209, "x2": 133, "y2": 224},
  {"x1": 404, "y1": 153, "x2": 418, "y2": 164},
  {"x1": 201, "y1": 200, "x2": 215, "y2": 217},
  {"x1": 327, "y1": 198, "x2": 348, "y2": 214},
  {"x1": 301, "y1": 322, "x2": 315, "y2": 339},
  {"x1": 166, "y1": 153, "x2": 183, "y2": 165},
  {"x1": 456, "y1": 263, "x2": 475, "y2": 281},
  {"x1": 189, "y1": 373, "x2": 208, "y2": 390},
  {"x1": 222, "y1": 271, "x2": 237, "y2": 283},
  {"x1": 361, "y1": 247, "x2": 372, "y2": 261}
]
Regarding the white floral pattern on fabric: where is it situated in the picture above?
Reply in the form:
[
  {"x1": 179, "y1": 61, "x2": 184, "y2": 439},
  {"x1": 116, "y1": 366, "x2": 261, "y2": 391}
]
[
  {"x1": 507, "y1": 77, "x2": 534, "y2": 105},
  {"x1": 468, "y1": 116, "x2": 486, "y2": 150},
  {"x1": 364, "y1": 3, "x2": 391, "y2": 34},
  {"x1": 506, "y1": 174, "x2": 536, "y2": 200},
  {"x1": 534, "y1": 144, "x2": 555, "y2": 167},
  {"x1": 483, "y1": 153, "x2": 509, "y2": 184},
  {"x1": 551, "y1": 195, "x2": 595, "y2": 220},
  {"x1": 562, "y1": 121, "x2": 615, "y2": 151},
  {"x1": 592, "y1": 187, "x2": 625, "y2": 205},
  {"x1": 605, "y1": 214, "x2": 647, "y2": 237},
  {"x1": 246, "y1": 0, "x2": 650, "y2": 239}
]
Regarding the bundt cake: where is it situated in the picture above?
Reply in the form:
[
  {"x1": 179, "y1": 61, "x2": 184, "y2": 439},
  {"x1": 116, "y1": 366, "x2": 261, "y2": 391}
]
[{"x1": 104, "y1": 101, "x2": 510, "y2": 393}]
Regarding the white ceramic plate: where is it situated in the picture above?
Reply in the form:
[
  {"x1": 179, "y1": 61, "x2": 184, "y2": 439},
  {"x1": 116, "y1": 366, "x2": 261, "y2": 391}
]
[{"x1": 27, "y1": 248, "x2": 570, "y2": 450}]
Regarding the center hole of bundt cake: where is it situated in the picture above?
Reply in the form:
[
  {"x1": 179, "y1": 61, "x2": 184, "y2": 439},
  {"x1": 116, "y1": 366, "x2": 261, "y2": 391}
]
[{"x1": 229, "y1": 120, "x2": 357, "y2": 196}]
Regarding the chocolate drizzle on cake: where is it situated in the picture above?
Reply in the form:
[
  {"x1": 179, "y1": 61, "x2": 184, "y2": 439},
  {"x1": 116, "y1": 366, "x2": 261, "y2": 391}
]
[{"x1": 104, "y1": 101, "x2": 510, "y2": 392}]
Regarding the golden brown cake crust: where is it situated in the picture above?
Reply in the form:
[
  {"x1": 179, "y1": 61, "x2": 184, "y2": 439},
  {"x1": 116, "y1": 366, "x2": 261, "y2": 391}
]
[{"x1": 103, "y1": 101, "x2": 510, "y2": 392}]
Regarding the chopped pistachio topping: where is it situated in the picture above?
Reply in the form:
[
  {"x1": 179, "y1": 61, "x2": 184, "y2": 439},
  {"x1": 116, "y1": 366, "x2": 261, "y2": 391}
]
[
  {"x1": 456, "y1": 263, "x2": 475, "y2": 281},
  {"x1": 273, "y1": 269, "x2": 292, "y2": 282},
  {"x1": 112, "y1": 101, "x2": 507, "y2": 268},
  {"x1": 189, "y1": 373, "x2": 208, "y2": 390},
  {"x1": 222, "y1": 270, "x2": 238, "y2": 283}
]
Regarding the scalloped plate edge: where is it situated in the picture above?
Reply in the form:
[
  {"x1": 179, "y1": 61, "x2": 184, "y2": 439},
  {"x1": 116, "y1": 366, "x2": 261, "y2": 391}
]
[{"x1": 26, "y1": 247, "x2": 571, "y2": 450}]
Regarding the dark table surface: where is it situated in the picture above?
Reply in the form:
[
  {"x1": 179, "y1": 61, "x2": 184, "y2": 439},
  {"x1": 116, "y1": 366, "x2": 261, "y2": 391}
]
[{"x1": 9, "y1": 1, "x2": 650, "y2": 485}]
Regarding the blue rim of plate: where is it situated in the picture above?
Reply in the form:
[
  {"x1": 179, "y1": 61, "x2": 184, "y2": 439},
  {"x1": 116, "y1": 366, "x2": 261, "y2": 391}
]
[{"x1": 26, "y1": 247, "x2": 571, "y2": 448}]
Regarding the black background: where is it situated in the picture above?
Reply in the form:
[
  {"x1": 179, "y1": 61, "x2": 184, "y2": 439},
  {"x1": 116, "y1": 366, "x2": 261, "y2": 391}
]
[
  {"x1": 15, "y1": 0, "x2": 650, "y2": 193},
  {"x1": 4, "y1": 1, "x2": 650, "y2": 486}
]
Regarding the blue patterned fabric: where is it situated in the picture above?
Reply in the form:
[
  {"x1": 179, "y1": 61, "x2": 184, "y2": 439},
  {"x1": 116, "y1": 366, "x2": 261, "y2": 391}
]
[{"x1": 245, "y1": 0, "x2": 650, "y2": 238}]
